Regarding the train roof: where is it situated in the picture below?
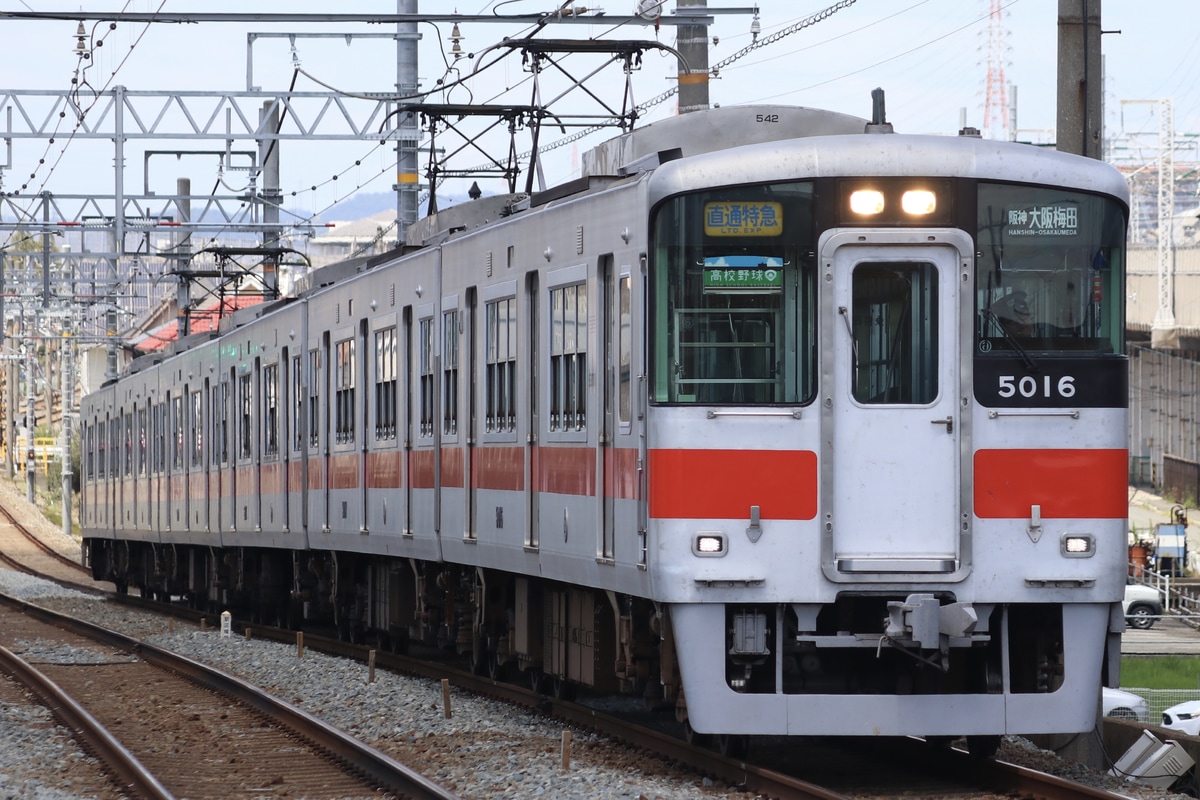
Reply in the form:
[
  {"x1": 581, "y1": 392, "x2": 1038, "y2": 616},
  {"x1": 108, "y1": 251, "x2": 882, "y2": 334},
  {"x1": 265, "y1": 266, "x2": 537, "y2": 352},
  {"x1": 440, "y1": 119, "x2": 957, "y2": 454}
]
[
  {"x1": 580, "y1": 104, "x2": 870, "y2": 176},
  {"x1": 646, "y1": 125, "x2": 1131, "y2": 207}
]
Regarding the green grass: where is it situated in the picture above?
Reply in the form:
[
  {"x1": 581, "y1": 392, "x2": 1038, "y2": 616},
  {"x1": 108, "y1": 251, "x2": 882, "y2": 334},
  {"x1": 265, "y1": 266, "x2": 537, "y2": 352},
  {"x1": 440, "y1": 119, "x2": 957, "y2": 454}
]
[{"x1": 1121, "y1": 656, "x2": 1200, "y2": 690}]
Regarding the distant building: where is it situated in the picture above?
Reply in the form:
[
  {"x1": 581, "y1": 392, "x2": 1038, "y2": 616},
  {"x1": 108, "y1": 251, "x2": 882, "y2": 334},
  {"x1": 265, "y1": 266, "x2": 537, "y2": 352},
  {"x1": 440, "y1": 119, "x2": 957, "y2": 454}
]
[{"x1": 308, "y1": 210, "x2": 398, "y2": 268}]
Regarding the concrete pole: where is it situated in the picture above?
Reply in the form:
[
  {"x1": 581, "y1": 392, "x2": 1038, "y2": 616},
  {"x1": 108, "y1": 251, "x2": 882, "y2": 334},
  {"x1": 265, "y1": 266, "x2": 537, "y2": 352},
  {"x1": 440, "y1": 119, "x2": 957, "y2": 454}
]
[
  {"x1": 60, "y1": 333, "x2": 72, "y2": 538},
  {"x1": 1056, "y1": 0, "x2": 1103, "y2": 159},
  {"x1": 395, "y1": 0, "x2": 420, "y2": 243},
  {"x1": 176, "y1": 178, "x2": 192, "y2": 337},
  {"x1": 25, "y1": 312, "x2": 35, "y2": 504},
  {"x1": 259, "y1": 102, "x2": 281, "y2": 298},
  {"x1": 676, "y1": 0, "x2": 710, "y2": 114}
]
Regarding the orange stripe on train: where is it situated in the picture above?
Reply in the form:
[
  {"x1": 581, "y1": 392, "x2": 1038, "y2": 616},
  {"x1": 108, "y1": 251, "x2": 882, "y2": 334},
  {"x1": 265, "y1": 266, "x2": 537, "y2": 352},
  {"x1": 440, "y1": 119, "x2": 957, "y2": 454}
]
[
  {"x1": 648, "y1": 449, "x2": 818, "y2": 520},
  {"x1": 973, "y1": 448, "x2": 1127, "y2": 518}
]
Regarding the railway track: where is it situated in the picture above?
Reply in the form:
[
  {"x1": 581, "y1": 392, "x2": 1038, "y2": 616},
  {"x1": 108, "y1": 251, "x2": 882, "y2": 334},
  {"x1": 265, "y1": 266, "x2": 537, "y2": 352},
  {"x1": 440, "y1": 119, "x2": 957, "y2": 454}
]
[{"x1": 0, "y1": 594, "x2": 461, "y2": 800}]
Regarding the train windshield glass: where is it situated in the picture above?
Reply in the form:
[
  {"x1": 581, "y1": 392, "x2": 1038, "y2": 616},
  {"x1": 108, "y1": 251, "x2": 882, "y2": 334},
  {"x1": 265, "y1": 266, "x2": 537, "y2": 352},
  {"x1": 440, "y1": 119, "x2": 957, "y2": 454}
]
[
  {"x1": 976, "y1": 183, "x2": 1126, "y2": 355},
  {"x1": 649, "y1": 182, "x2": 816, "y2": 404}
]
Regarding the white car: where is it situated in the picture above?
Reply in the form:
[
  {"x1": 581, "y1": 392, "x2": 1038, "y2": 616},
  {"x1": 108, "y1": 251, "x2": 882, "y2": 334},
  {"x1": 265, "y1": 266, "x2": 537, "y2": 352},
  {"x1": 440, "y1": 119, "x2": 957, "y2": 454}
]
[
  {"x1": 1103, "y1": 687, "x2": 1150, "y2": 722},
  {"x1": 1161, "y1": 699, "x2": 1200, "y2": 735},
  {"x1": 1124, "y1": 581, "x2": 1164, "y2": 629}
]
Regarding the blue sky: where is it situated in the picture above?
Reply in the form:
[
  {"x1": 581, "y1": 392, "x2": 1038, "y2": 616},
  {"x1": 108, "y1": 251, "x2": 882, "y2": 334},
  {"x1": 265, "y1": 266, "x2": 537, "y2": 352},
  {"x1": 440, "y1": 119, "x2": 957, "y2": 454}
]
[{"x1": 0, "y1": 1, "x2": 1195, "y2": 217}]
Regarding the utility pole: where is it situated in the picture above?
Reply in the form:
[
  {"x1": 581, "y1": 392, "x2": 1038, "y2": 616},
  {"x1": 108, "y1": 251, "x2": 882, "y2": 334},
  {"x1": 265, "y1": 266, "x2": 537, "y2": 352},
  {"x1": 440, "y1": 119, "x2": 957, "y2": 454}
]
[
  {"x1": 1056, "y1": 0, "x2": 1103, "y2": 159},
  {"x1": 60, "y1": 328, "x2": 74, "y2": 538},
  {"x1": 676, "y1": 0, "x2": 711, "y2": 114}
]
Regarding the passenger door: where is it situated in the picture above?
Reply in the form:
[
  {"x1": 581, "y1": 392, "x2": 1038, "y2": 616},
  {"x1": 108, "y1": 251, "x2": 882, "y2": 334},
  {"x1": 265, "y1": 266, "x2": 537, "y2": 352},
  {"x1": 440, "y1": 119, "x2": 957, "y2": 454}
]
[{"x1": 820, "y1": 231, "x2": 971, "y2": 581}]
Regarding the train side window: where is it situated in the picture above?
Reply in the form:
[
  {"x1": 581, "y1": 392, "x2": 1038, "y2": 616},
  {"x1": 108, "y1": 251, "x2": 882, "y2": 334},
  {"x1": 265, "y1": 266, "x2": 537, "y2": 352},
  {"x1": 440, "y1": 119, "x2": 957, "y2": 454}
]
[
  {"x1": 292, "y1": 355, "x2": 304, "y2": 451},
  {"x1": 418, "y1": 317, "x2": 434, "y2": 438},
  {"x1": 307, "y1": 349, "x2": 321, "y2": 448},
  {"x1": 212, "y1": 383, "x2": 228, "y2": 466},
  {"x1": 549, "y1": 282, "x2": 587, "y2": 432},
  {"x1": 238, "y1": 374, "x2": 253, "y2": 460},
  {"x1": 171, "y1": 395, "x2": 184, "y2": 472},
  {"x1": 97, "y1": 420, "x2": 106, "y2": 479},
  {"x1": 151, "y1": 402, "x2": 162, "y2": 473},
  {"x1": 485, "y1": 296, "x2": 517, "y2": 433},
  {"x1": 138, "y1": 407, "x2": 148, "y2": 476},
  {"x1": 443, "y1": 310, "x2": 459, "y2": 436},
  {"x1": 123, "y1": 412, "x2": 133, "y2": 477},
  {"x1": 619, "y1": 275, "x2": 631, "y2": 425},
  {"x1": 190, "y1": 390, "x2": 203, "y2": 467},
  {"x1": 334, "y1": 339, "x2": 356, "y2": 444},
  {"x1": 263, "y1": 363, "x2": 279, "y2": 457},
  {"x1": 374, "y1": 327, "x2": 398, "y2": 441}
]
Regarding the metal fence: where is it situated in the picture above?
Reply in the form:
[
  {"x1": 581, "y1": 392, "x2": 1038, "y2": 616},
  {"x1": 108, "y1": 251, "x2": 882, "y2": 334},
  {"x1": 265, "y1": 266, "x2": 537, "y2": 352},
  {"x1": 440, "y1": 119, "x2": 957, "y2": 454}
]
[{"x1": 1119, "y1": 688, "x2": 1198, "y2": 724}]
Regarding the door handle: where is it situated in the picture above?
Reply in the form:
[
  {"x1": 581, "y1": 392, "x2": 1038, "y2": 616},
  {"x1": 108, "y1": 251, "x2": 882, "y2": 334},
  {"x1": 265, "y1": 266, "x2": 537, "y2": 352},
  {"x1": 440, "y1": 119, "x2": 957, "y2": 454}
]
[{"x1": 931, "y1": 416, "x2": 954, "y2": 434}]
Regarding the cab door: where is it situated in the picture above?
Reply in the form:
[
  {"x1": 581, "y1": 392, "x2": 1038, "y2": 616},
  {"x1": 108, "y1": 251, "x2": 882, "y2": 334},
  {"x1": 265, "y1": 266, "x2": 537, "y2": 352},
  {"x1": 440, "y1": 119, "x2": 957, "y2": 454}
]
[{"x1": 820, "y1": 230, "x2": 972, "y2": 581}]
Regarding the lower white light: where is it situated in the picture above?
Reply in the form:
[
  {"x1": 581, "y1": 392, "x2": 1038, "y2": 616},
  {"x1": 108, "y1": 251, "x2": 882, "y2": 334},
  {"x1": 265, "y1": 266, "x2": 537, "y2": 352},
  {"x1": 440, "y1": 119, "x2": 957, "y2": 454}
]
[
  {"x1": 697, "y1": 535, "x2": 724, "y2": 554},
  {"x1": 1063, "y1": 535, "x2": 1094, "y2": 555}
]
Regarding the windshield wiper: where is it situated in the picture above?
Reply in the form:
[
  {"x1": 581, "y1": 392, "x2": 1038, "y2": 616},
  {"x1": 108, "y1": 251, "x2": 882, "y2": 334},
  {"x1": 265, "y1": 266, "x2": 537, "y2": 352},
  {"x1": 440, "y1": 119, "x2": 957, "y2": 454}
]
[{"x1": 983, "y1": 310, "x2": 1039, "y2": 373}]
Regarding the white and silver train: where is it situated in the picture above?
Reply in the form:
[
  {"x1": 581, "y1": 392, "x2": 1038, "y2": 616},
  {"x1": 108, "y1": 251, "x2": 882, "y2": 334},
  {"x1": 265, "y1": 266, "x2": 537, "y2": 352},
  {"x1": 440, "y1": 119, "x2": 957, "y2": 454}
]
[{"x1": 79, "y1": 102, "x2": 1130, "y2": 756}]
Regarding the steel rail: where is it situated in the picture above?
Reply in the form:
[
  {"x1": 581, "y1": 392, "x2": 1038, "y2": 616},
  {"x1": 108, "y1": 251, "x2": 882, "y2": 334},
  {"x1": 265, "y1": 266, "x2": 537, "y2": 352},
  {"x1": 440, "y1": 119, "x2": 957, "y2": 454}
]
[
  {"x1": 0, "y1": 502, "x2": 89, "y2": 575},
  {"x1": 0, "y1": 593, "x2": 464, "y2": 800},
  {"x1": 0, "y1": 642, "x2": 176, "y2": 800}
]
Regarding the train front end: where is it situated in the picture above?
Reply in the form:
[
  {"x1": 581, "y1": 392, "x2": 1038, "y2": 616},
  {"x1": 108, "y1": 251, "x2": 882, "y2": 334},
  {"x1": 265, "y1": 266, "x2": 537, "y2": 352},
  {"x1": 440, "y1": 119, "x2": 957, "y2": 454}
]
[{"x1": 643, "y1": 129, "x2": 1130, "y2": 745}]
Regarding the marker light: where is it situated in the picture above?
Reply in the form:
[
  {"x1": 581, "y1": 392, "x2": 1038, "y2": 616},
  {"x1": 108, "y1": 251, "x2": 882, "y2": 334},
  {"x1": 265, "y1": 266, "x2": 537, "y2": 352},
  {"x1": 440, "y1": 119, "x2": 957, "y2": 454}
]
[
  {"x1": 695, "y1": 534, "x2": 726, "y2": 556},
  {"x1": 1062, "y1": 534, "x2": 1095, "y2": 557},
  {"x1": 849, "y1": 189, "x2": 885, "y2": 215},
  {"x1": 901, "y1": 189, "x2": 937, "y2": 215}
]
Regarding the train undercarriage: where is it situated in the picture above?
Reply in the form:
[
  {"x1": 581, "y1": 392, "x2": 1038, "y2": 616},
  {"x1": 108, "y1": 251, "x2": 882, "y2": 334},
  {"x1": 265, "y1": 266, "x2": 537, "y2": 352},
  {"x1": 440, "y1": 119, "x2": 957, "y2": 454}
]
[
  {"x1": 84, "y1": 538, "x2": 1080, "y2": 757},
  {"x1": 83, "y1": 539, "x2": 677, "y2": 703}
]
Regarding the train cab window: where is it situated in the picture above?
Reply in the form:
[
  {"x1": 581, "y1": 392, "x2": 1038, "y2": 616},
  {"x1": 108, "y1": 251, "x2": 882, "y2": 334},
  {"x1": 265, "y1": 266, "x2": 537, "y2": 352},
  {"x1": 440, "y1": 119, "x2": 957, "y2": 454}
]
[
  {"x1": 976, "y1": 183, "x2": 1126, "y2": 356},
  {"x1": 850, "y1": 262, "x2": 938, "y2": 404},
  {"x1": 650, "y1": 181, "x2": 816, "y2": 404}
]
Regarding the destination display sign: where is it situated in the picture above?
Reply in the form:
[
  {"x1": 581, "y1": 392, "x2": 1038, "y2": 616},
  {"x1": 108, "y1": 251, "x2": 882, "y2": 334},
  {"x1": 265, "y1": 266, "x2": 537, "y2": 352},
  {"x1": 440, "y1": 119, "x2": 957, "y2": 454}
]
[
  {"x1": 1004, "y1": 203, "x2": 1080, "y2": 237},
  {"x1": 703, "y1": 201, "x2": 783, "y2": 237},
  {"x1": 702, "y1": 256, "x2": 783, "y2": 291}
]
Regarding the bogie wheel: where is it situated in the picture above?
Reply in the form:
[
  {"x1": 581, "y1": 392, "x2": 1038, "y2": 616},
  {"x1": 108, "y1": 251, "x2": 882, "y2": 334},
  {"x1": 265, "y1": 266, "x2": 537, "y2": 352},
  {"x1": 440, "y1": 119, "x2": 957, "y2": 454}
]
[
  {"x1": 684, "y1": 721, "x2": 710, "y2": 749},
  {"x1": 487, "y1": 652, "x2": 510, "y2": 682},
  {"x1": 967, "y1": 735, "x2": 1000, "y2": 759},
  {"x1": 715, "y1": 733, "x2": 749, "y2": 759},
  {"x1": 551, "y1": 675, "x2": 574, "y2": 701}
]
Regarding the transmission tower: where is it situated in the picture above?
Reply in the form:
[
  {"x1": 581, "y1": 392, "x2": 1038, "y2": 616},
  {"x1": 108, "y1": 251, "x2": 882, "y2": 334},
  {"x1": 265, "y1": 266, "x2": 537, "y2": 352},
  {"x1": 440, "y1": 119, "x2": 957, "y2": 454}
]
[{"x1": 982, "y1": 0, "x2": 1011, "y2": 140}]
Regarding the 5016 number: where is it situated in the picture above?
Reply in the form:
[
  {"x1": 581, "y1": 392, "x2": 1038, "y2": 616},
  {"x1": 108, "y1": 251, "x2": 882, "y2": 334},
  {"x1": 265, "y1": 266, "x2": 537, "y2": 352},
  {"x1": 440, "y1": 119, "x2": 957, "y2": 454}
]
[{"x1": 998, "y1": 375, "x2": 1076, "y2": 399}]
